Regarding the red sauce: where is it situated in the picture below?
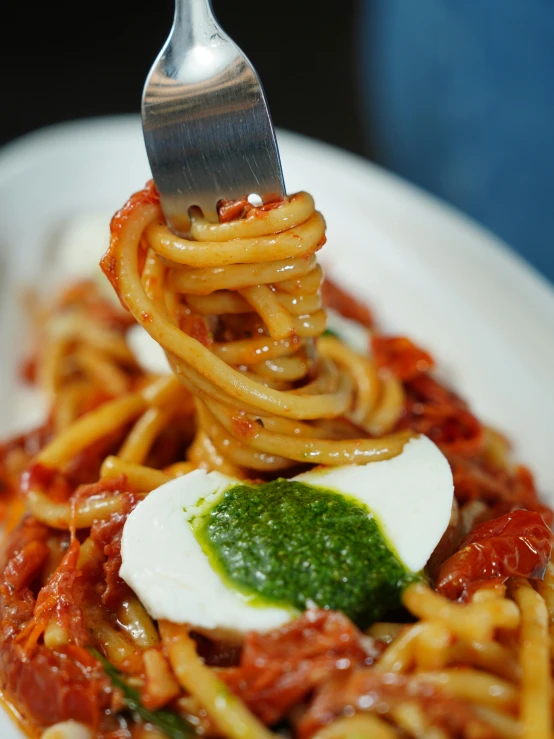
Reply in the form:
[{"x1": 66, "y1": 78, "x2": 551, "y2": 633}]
[
  {"x1": 398, "y1": 373, "x2": 484, "y2": 457},
  {"x1": 230, "y1": 415, "x2": 258, "y2": 440},
  {"x1": 101, "y1": 180, "x2": 161, "y2": 302},
  {"x1": 0, "y1": 519, "x2": 114, "y2": 730},
  {"x1": 217, "y1": 196, "x2": 286, "y2": 223},
  {"x1": 298, "y1": 668, "x2": 492, "y2": 738},
  {"x1": 179, "y1": 310, "x2": 213, "y2": 348},
  {"x1": 220, "y1": 610, "x2": 369, "y2": 725},
  {"x1": 372, "y1": 335, "x2": 435, "y2": 380},
  {"x1": 320, "y1": 278, "x2": 373, "y2": 329}
]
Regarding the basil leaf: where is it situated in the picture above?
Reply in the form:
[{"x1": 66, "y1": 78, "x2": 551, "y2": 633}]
[{"x1": 90, "y1": 648, "x2": 194, "y2": 738}]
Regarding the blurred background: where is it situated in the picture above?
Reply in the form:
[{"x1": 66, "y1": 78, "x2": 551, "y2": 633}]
[{"x1": 2, "y1": 0, "x2": 552, "y2": 283}]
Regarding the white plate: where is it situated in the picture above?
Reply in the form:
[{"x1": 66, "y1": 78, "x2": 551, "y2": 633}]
[{"x1": 1, "y1": 116, "x2": 554, "y2": 738}]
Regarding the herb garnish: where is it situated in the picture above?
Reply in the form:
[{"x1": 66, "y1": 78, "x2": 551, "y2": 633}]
[
  {"x1": 194, "y1": 479, "x2": 419, "y2": 627},
  {"x1": 90, "y1": 648, "x2": 194, "y2": 738}
]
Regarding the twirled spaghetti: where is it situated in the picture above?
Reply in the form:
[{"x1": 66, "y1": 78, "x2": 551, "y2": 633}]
[
  {"x1": 101, "y1": 184, "x2": 409, "y2": 474},
  {"x1": 0, "y1": 183, "x2": 552, "y2": 739}
]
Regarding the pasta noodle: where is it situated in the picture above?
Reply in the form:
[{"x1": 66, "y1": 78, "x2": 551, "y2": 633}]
[
  {"x1": 102, "y1": 185, "x2": 409, "y2": 472},
  {"x1": 0, "y1": 183, "x2": 552, "y2": 739}
]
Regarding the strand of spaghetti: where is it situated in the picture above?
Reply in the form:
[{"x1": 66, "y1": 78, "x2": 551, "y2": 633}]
[
  {"x1": 36, "y1": 393, "x2": 146, "y2": 469},
  {"x1": 228, "y1": 409, "x2": 339, "y2": 439},
  {"x1": 159, "y1": 621, "x2": 275, "y2": 739},
  {"x1": 168, "y1": 255, "x2": 318, "y2": 296},
  {"x1": 275, "y1": 291, "x2": 322, "y2": 314},
  {"x1": 472, "y1": 706, "x2": 521, "y2": 739},
  {"x1": 43, "y1": 618, "x2": 69, "y2": 650},
  {"x1": 187, "y1": 290, "x2": 252, "y2": 315},
  {"x1": 27, "y1": 489, "x2": 129, "y2": 529},
  {"x1": 239, "y1": 285, "x2": 294, "y2": 339},
  {"x1": 204, "y1": 398, "x2": 412, "y2": 465},
  {"x1": 100, "y1": 456, "x2": 172, "y2": 491},
  {"x1": 194, "y1": 405, "x2": 290, "y2": 471},
  {"x1": 403, "y1": 583, "x2": 520, "y2": 642},
  {"x1": 44, "y1": 538, "x2": 104, "y2": 650},
  {"x1": 537, "y1": 562, "x2": 554, "y2": 620},
  {"x1": 311, "y1": 713, "x2": 397, "y2": 739},
  {"x1": 83, "y1": 323, "x2": 137, "y2": 364},
  {"x1": 374, "y1": 623, "x2": 422, "y2": 673},
  {"x1": 88, "y1": 606, "x2": 138, "y2": 669},
  {"x1": 446, "y1": 641, "x2": 521, "y2": 683},
  {"x1": 76, "y1": 345, "x2": 130, "y2": 396},
  {"x1": 117, "y1": 596, "x2": 159, "y2": 647},
  {"x1": 318, "y1": 335, "x2": 406, "y2": 435},
  {"x1": 113, "y1": 203, "x2": 354, "y2": 420},
  {"x1": 163, "y1": 461, "x2": 196, "y2": 477},
  {"x1": 53, "y1": 380, "x2": 92, "y2": 432},
  {"x1": 187, "y1": 429, "x2": 249, "y2": 477},
  {"x1": 279, "y1": 263, "x2": 323, "y2": 294},
  {"x1": 391, "y1": 702, "x2": 448, "y2": 739},
  {"x1": 40, "y1": 309, "x2": 135, "y2": 364},
  {"x1": 318, "y1": 336, "x2": 381, "y2": 426},
  {"x1": 142, "y1": 648, "x2": 181, "y2": 709},
  {"x1": 416, "y1": 670, "x2": 518, "y2": 709},
  {"x1": 38, "y1": 333, "x2": 68, "y2": 400},
  {"x1": 537, "y1": 561, "x2": 554, "y2": 660},
  {"x1": 288, "y1": 310, "x2": 327, "y2": 337},
  {"x1": 366, "y1": 622, "x2": 404, "y2": 643},
  {"x1": 141, "y1": 375, "x2": 185, "y2": 405},
  {"x1": 252, "y1": 356, "x2": 312, "y2": 383},
  {"x1": 510, "y1": 579, "x2": 552, "y2": 739},
  {"x1": 165, "y1": 351, "x2": 347, "y2": 414},
  {"x1": 141, "y1": 247, "x2": 173, "y2": 317},
  {"x1": 118, "y1": 405, "x2": 175, "y2": 464},
  {"x1": 190, "y1": 192, "x2": 315, "y2": 240},
  {"x1": 363, "y1": 372, "x2": 405, "y2": 437},
  {"x1": 145, "y1": 211, "x2": 326, "y2": 267},
  {"x1": 412, "y1": 621, "x2": 451, "y2": 670},
  {"x1": 163, "y1": 356, "x2": 288, "y2": 416}
]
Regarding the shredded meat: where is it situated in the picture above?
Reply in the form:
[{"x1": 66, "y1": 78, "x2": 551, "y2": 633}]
[
  {"x1": 220, "y1": 610, "x2": 371, "y2": 725},
  {"x1": 321, "y1": 277, "x2": 373, "y2": 329},
  {"x1": 298, "y1": 668, "x2": 498, "y2": 738}
]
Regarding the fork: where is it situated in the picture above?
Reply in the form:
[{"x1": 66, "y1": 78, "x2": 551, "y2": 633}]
[{"x1": 142, "y1": 0, "x2": 286, "y2": 235}]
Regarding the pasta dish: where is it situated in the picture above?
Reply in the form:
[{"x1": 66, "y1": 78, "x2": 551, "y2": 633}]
[{"x1": 0, "y1": 183, "x2": 553, "y2": 739}]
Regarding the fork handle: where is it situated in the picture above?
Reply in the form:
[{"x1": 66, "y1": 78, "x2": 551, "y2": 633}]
[{"x1": 173, "y1": 0, "x2": 218, "y2": 46}]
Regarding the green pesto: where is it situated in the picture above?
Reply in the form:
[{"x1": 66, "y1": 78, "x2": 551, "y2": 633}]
[{"x1": 193, "y1": 479, "x2": 419, "y2": 628}]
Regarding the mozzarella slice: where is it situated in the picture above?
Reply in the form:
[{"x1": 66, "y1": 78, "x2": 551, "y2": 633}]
[
  {"x1": 54, "y1": 213, "x2": 111, "y2": 285},
  {"x1": 120, "y1": 436, "x2": 453, "y2": 637},
  {"x1": 120, "y1": 469, "x2": 293, "y2": 640},
  {"x1": 127, "y1": 325, "x2": 171, "y2": 375},
  {"x1": 294, "y1": 435, "x2": 453, "y2": 572}
]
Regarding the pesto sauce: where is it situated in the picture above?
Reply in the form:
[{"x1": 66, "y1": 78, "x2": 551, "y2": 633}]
[{"x1": 193, "y1": 479, "x2": 418, "y2": 627}]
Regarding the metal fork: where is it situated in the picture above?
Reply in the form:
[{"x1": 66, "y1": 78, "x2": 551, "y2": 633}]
[{"x1": 142, "y1": 0, "x2": 285, "y2": 235}]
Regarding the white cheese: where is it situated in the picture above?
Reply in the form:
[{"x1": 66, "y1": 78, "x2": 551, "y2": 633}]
[
  {"x1": 54, "y1": 213, "x2": 111, "y2": 283},
  {"x1": 120, "y1": 436, "x2": 453, "y2": 637},
  {"x1": 325, "y1": 307, "x2": 371, "y2": 354},
  {"x1": 295, "y1": 436, "x2": 453, "y2": 572},
  {"x1": 127, "y1": 325, "x2": 171, "y2": 375},
  {"x1": 120, "y1": 469, "x2": 292, "y2": 640},
  {"x1": 41, "y1": 721, "x2": 93, "y2": 739}
]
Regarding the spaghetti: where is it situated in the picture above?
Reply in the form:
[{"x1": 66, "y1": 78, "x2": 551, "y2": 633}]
[{"x1": 0, "y1": 184, "x2": 552, "y2": 739}]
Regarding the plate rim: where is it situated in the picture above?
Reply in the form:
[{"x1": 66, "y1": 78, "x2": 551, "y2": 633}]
[
  {"x1": 1, "y1": 114, "x2": 554, "y2": 739},
  {"x1": 1, "y1": 115, "x2": 553, "y2": 315}
]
